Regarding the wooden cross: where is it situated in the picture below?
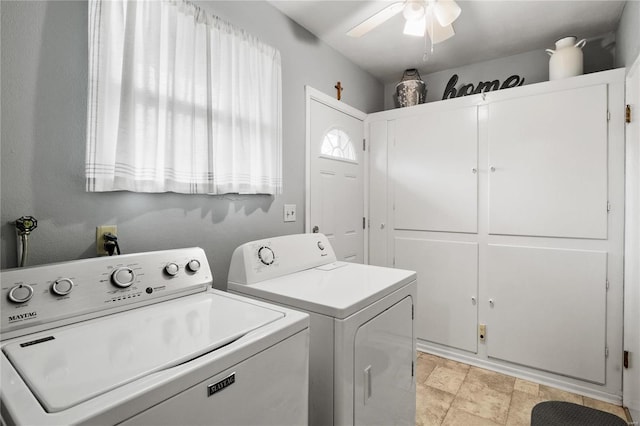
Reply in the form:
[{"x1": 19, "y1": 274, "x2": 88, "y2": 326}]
[{"x1": 335, "y1": 81, "x2": 343, "y2": 100}]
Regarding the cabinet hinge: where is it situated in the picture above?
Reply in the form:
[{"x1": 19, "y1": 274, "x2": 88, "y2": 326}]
[
  {"x1": 393, "y1": 257, "x2": 396, "y2": 267},
  {"x1": 607, "y1": 202, "x2": 611, "y2": 212},
  {"x1": 606, "y1": 280, "x2": 610, "y2": 290},
  {"x1": 363, "y1": 138, "x2": 366, "y2": 151},
  {"x1": 624, "y1": 350, "x2": 629, "y2": 368},
  {"x1": 607, "y1": 110, "x2": 611, "y2": 121},
  {"x1": 412, "y1": 305, "x2": 414, "y2": 320},
  {"x1": 626, "y1": 105, "x2": 632, "y2": 123},
  {"x1": 605, "y1": 347, "x2": 609, "y2": 358}
]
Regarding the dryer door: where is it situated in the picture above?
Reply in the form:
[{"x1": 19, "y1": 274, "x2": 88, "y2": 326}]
[{"x1": 354, "y1": 296, "x2": 415, "y2": 425}]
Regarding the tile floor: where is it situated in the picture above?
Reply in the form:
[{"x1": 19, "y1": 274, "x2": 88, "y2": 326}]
[{"x1": 416, "y1": 352, "x2": 629, "y2": 426}]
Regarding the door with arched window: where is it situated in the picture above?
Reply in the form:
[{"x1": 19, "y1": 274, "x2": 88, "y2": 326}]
[{"x1": 306, "y1": 88, "x2": 365, "y2": 263}]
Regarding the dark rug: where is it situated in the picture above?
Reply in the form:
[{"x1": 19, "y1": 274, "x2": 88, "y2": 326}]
[{"x1": 531, "y1": 401, "x2": 627, "y2": 426}]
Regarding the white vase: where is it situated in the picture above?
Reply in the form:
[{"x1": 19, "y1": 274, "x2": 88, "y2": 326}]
[{"x1": 546, "y1": 36, "x2": 587, "y2": 81}]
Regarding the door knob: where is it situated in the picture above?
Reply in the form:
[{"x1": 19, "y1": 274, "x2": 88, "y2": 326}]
[{"x1": 312, "y1": 225, "x2": 319, "y2": 233}]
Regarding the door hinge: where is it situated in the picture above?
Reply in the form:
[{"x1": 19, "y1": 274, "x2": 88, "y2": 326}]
[
  {"x1": 624, "y1": 350, "x2": 629, "y2": 368},
  {"x1": 626, "y1": 105, "x2": 632, "y2": 123},
  {"x1": 411, "y1": 361, "x2": 414, "y2": 377},
  {"x1": 393, "y1": 257, "x2": 396, "y2": 267},
  {"x1": 607, "y1": 110, "x2": 611, "y2": 121},
  {"x1": 607, "y1": 202, "x2": 611, "y2": 212},
  {"x1": 363, "y1": 138, "x2": 366, "y2": 151},
  {"x1": 363, "y1": 217, "x2": 366, "y2": 230},
  {"x1": 605, "y1": 346, "x2": 609, "y2": 358},
  {"x1": 412, "y1": 305, "x2": 414, "y2": 320}
]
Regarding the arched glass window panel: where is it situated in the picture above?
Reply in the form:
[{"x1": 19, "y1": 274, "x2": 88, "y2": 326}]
[{"x1": 320, "y1": 128, "x2": 357, "y2": 163}]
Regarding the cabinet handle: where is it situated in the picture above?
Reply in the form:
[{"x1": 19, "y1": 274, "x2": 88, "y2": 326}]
[
  {"x1": 489, "y1": 299, "x2": 494, "y2": 307},
  {"x1": 472, "y1": 168, "x2": 477, "y2": 174},
  {"x1": 471, "y1": 296, "x2": 476, "y2": 305},
  {"x1": 380, "y1": 223, "x2": 385, "y2": 229},
  {"x1": 490, "y1": 166, "x2": 496, "y2": 172}
]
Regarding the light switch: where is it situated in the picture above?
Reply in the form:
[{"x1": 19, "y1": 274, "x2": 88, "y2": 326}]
[{"x1": 284, "y1": 204, "x2": 296, "y2": 222}]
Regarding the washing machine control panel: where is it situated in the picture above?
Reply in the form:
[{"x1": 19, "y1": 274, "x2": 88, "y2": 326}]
[{"x1": 0, "y1": 247, "x2": 212, "y2": 338}]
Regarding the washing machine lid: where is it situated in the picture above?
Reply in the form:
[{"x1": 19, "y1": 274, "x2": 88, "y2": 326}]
[
  {"x1": 228, "y1": 262, "x2": 416, "y2": 319},
  {"x1": 2, "y1": 292, "x2": 284, "y2": 413}
]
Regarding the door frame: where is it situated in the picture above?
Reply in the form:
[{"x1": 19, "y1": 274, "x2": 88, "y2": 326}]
[
  {"x1": 624, "y1": 53, "x2": 640, "y2": 420},
  {"x1": 305, "y1": 86, "x2": 368, "y2": 262}
]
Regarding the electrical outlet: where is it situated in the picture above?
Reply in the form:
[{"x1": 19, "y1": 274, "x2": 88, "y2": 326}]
[
  {"x1": 96, "y1": 225, "x2": 117, "y2": 255},
  {"x1": 284, "y1": 204, "x2": 296, "y2": 222},
  {"x1": 479, "y1": 324, "x2": 486, "y2": 342}
]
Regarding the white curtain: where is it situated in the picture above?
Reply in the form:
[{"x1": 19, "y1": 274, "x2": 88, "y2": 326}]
[{"x1": 86, "y1": 0, "x2": 282, "y2": 194}]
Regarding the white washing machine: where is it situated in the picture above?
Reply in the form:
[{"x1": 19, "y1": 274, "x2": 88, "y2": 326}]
[
  {"x1": 227, "y1": 233, "x2": 417, "y2": 426},
  {"x1": 0, "y1": 247, "x2": 309, "y2": 426}
]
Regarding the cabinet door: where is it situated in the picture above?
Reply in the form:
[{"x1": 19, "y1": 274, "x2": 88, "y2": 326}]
[
  {"x1": 354, "y1": 296, "x2": 414, "y2": 426},
  {"x1": 487, "y1": 84, "x2": 608, "y2": 238},
  {"x1": 486, "y1": 244, "x2": 607, "y2": 384},
  {"x1": 395, "y1": 238, "x2": 478, "y2": 353},
  {"x1": 393, "y1": 107, "x2": 478, "y2": 233}
]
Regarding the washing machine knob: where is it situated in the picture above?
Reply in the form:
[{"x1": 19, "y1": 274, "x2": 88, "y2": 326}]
[
  {"x1": 186, "y1": 259, "x2": 201, "y2": 272},
  {"x1": 51, "y1": 278, "x2": 74, "y2": 296},
  {"x1": 111, "y1": 267, "x2": 135, "y2": 288},
  {"x1": 164, "y1": 263, "x2": 179, "y2": 276},
  {"x1": 258, "y1": 246, "x2": 275, "y2": 265},
  {"x1": 8, "y1": 284, "x2": 34, "y2": 304}
]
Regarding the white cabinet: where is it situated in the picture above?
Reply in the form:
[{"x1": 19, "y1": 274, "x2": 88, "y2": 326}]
[
  {"x1": 486, "y1": 244, "x2": 607, "y2": 384},
  {"x1": 395, "y1": 238, "x2": 478, "y2": 353},
  {"x1": 393, "y1": 106, "x2": 478, "y2": 233},
  {"x1": 488, "y1": 84, "x2": 609, "y2": 238},
  {"x1": 366, "y1": 68, "x2": 625, "y2": 400}
]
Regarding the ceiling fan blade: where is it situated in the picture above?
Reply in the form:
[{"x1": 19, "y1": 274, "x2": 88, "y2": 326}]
[{"x1": 346, "y1": 2, "x2": 405, "y2": 38}]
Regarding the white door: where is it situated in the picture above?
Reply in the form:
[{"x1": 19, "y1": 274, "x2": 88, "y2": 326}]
[
  {"x1": 393, "y1": 106, "x2": 478, "y2": 233},
  {"x1": 354, "y1": 296, "x2": 414, "y2": 425},
  {"x1": 395, "y1": 238, "x2": 478, "y2": 353},
  {"x1": 307, "y1": 88, "x2": 365, "y2": 263},
  {"x1": 487, "y1": 84, "x2": 608, "y2": 239},
  {"x1": 486, "y1": 244, "x2": 607, "y2": 384}
]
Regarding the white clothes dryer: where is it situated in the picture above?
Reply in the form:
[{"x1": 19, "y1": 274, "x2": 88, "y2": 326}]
[
  {"x1": 1, "y1": 248, "x2": 309, "y2": 426},
  {"x1": 228, "y1": 233, "x2": 417, "y2": 426}
]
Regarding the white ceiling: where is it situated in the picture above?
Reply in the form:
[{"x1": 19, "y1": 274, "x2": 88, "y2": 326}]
[{"x1": 269, "y1": 0, "x2": 626, "y2": 83}]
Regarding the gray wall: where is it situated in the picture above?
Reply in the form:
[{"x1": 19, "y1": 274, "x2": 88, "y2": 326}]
[
  {"x1": 384, "y1": 34, "x2": 616, "y2": 110},
  {"x1": 0, "y1": 1, "x2": 383, "y2": 288},
  {"x1": 615, "y1": 0, "x2": 640, "y2": 69}
]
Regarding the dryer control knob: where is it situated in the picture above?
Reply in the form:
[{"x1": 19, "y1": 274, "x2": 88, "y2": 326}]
[
  {"x1": 8, "y1": 284, "x2": 34, "y2": 304},
  {"x1": 111, "y1": 267, "x2": 135, "y2": 288},
  {"x1": 186, "y1": 259, "x2": 201, "y2": 272},
  {"x1": 258, "y1": 246, "x2": 275, "y2": 265},
  {"x1": 52, "y1": 278, "x2": 74, "y2": 296},
  {"x1": 164, "y1": 263, "x2": 179, "y2": 276}
]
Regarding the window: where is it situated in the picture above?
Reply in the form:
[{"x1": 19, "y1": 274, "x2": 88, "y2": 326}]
[
  {"x1": 320, "y1": 128, "x2": 357, "y2": 162},
  {"x1": 86, "y1": 0, "x2": 282, "y2": 194}
]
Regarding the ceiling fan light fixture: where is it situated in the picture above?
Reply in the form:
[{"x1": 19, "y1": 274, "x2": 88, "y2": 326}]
[
  {"x1": 403, "y1": 16, "x2": 426, "y2": 36},
  {"x1": 403, "y1": 0, "x2": 426, "y2": 21},
  {"x1": 425, "y1": 4, "x2": 455, "y2": 43},
  {"x1": 433, "y1": 0, "x2": 461, "y2": 27}
]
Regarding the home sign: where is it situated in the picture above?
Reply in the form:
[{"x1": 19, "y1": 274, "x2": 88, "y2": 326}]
[{"x1": 442, "y1": 74, "x2": 525, "y2": 100}]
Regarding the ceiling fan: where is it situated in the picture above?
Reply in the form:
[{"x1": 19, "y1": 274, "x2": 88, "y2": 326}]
[{"x1": 347, "y1": 0, "x2": 462, "y2": 44}]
